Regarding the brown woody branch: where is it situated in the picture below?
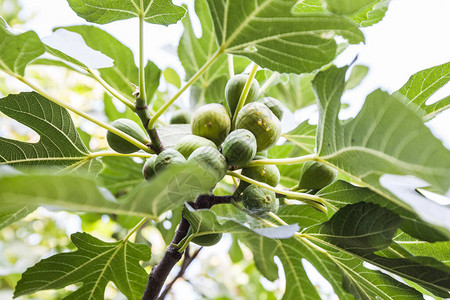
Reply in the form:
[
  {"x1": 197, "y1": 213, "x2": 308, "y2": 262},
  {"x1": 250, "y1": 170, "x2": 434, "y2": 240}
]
[{"x1": 141, "y1": 194, "x2": 233, "y2": 300}]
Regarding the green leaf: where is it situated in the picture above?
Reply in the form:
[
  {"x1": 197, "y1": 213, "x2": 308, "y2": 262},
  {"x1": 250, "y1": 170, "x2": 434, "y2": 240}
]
[
  {"x1": 395, "y1": 61, "x2": 450, "y2": 120},
  {"x1": 307, "y1": 202, "x2": 450, "y2": 297},
  {"x1": 292, "y1": 0, "x2": 390, "y2": 27},
  {"x1": 292, "y1": 0, "x2": 324, "y2": 13},
  {"x1": 309, "y1": 202, "x2": 401, "y2": 252},
  {"x1": 276, "y1": 204, "x2": 327, "y2": 228},
  {"x1": 61, "y1": 25, "x2": 161, "y2": 103},
  {"x1": 156, "y1": 124, "x2": 192, "y2": 148},
  {"x1": 0, "y1": 206, "x2": 34, "y2": 230},
  {"x1": 97, "y1": 156, "x2": 144, "y2": 197},
  {"x1": 103, "y1": 93, "x2": 142, "y2": 124},
  {"x1": 66, "y1": 0, "x2": 185, "y2": 25},
  {"x1": 0, "y1": 92, "x2": 97, "y2": 171},
  {"x1": 182, "y1": 205, "x2": 300, "y2": 242},
  {"x1": 14, "y1": 232, "x2": 150, "y2": 299},
  {"x1": 0, "y1": 163, "x2": 210, "y2": 220},
  {"x1": 206, "y1": 0, "x2": 364, "y2": 74},
  {"x1": 179, "y1": 0, "x2": 248, "y2": 106},
  {"x1": 0, "y1": 20, "x2": 45, "y2": 76},
  {"x1": 349, "y1": 0, "x2": 390, "y2": 27},
  {"x1": 268, "y1": 143, "x2": 308, "y2": 187},
  {"x1": 42, "y1": 29, "x2": 114, "y2": 70},
  {"x1": 318, "y1": 180, "x2": 450, "y2": 241},
  {"x1": 395, "y1": 232, "x2": 450, "y2": 266},
  {"x1": 243, "y1": 205, "x2": 423, "y2": 300},
  {"x1": 325, "y1": 0, "x2": 381, "y2": 16},
  {"x1": 345, "y1": 65, "x2": 369, "y2": 90},
  {"x1": 313, "y1": 65, "x2": 450, "y2": 209},
  {"x1": 282, "y1": 121, "x2": 317, "y2": 153},
  {"x1": 261, "y1": 72, "x2": 317, "y2": 111},
  {"x1": 164, "y1": 67, "x2": 181, "y2": 88}
]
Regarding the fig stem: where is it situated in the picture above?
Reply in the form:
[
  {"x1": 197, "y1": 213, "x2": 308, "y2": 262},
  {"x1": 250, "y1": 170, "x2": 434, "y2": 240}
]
[
  {"x1": 89, "y1": 151, "x2": 153, "y2": 159},
  {"x1": 227, "y1": 170, "x2": 331, "y2": 212},
  {"x1": 86, "y1": 68, "x2": 135, "y2": 110},
  {"x1": 244, "y1": 153, "x2": 318, "y2": 167},
  {"x1": 259, "y1": 71, "x2": 280, "y2": 95},
  {"x1": 12, "y1": 74, "x2": 152, "y2": 153},
  {"x1": 123, "y1": 217, "x2": 148, "y2": 243},
  {"x1": 227, "y1": 54, "x2": 234, "y2": 78},
  {"x1": 138, "y1": 12, "x2": 146, "y2": 104},
  {"x1": 231, "y1": 63, "x2": 259, "y2": 130},
  {"x1": 148, "y1": 48, "x2": 224, "y2": 129},
  {"x1": 268, "y1": 212, "x2": 288, "y2": 226}
]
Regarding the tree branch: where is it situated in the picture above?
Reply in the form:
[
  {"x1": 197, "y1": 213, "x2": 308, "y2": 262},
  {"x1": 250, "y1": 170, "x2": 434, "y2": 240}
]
[
  {"x1": 135, "y1": 92, "x2": 165, "y2": 154},
  {"x1": 141, "y1": 194, "x2": 233, "y2": 300}
]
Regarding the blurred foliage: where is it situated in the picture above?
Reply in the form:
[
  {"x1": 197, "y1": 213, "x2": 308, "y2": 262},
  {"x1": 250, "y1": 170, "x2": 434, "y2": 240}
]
[{"x1": 0, "y1": 0, "x2": 25, "y2": 26}]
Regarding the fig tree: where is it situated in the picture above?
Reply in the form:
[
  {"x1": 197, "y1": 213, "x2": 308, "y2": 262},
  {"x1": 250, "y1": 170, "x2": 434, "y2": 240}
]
[
  {"x1": 298, "y1": 161, "x2": 337, "y2": 190},
  {"x1": 142, "y1": 155, "x2": 157, "y2": 181},
  {"x1": 191, "y1": 103, "x2": 231, "y2": 146},
  {"x1": 225, "y1": 74, "x2": 260, "y2": 116},
  {"x1": 235, "y1": 102, "x2": 281, "y2": 151},
  {"x1": 106, "y1": 118, "x2": 148, "y2": 154},
  {"x1": 154, "y1": 149, "x2": 186, "y2": 173},
  {"x1": 258, "y1": 97, "x2": 284, "y2": 120},
  {"x1": 188, "y1": 146, "x2": 228, "y2": 188},
  {"x1": 174, "y1": 135, "x2": 216, "y2": 159},
  {"x1": 170, "y1": 110, "x2": 191, "y2": 124},
  {"x1": 237, "y1": 162, "x2": 280, "y2": 194},
  {"x1": 242, "y1": 185, "x2": 278, "y2": 217},
  {"x1": 222, "y1": 129, "x2": 257, "y2": 167}
]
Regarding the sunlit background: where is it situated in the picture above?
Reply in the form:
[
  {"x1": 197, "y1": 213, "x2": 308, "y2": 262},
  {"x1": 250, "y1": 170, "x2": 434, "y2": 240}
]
[{"x1": 0, "y1": 0, "x2": 449, "y2": 299}]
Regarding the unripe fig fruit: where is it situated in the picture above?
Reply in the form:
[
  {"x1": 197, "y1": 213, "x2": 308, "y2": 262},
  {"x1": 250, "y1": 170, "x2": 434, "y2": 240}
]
[
  {"x1": 174, "y1": 135, "x2": 216, "y2": 159},
  {"x1": 298, "y1": 161, "x2": 337, "y2": 190},
  {"x1": 222, "y1": 129, "x2": 257, "y2": 167},
  {"x1": 188, "y1": 146, "x2": 228, "y2": 188},
  {"x1": 142, "y1": 155, "x2": 157, "y2": 181},
  {"x1": 258, "y1": 97, "x2": 284, "y2": 120},
  {"x1": 255, "y1": 149, "x2": 268, "y2": 157},
  {"x1": 106, "y1": 118, "x2": 147, "y2": 154},
  {"x1": 242, "y1": 185, "x2": 278, "y2": 216},
  {"x1": 154, "y1": 149, "x2": 186, "y2": 173},
  {"x1": 187, "y1": 227, "x2": 222, "y2": 246},
  {"x1": 191, "y1": 103, "x2": 231, "y2": 146},
  {"x1": 170, "y1": 110, "x2": 191, "y2": 124},
  {"x1": 225, "y1": 74, "x2": 260, "y2": 116},
  {"x1": 235, "y1": 102, "x2": 282, "y2": 151},
  {"x1": 237, "y1": 162, "x2": 280, "y2": 194}
]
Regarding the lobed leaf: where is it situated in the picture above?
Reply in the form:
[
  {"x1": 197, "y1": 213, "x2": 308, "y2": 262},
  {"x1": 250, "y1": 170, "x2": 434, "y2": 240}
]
[
  {"x1": 14, "y1": 232, "x2": 151, "y2": 299},
  {"x1": 318, "y1": 180, "x2": 450, "y2": 241},
  {"x1": 395, "y1": 61, "x2": 450, "y2": 120},
  {"x1": 243, "y1": 204, "x2": 424, "y2": 300},
  {"x1": 66, "y1": 0, "x2": 185, "y2": 25},
  {"x1": 307, "y1": 202, "x2": 450, "y2": 297},
  {"x1": 59, "y1": 25, "x2": 161, "y2": 103},
  {"x1": 0, "y1": 163, "x2": 210, "y2": 224},
  {"x1": 0, "y1": 92, "x2": 96, "y2": 170},
  {"x1": 292, "y1": 0, "x2": 390, "y2": 27},
  {"x1": 206, "y1": 0, "x2": 364, "y2": 74},
  {"x1": 179, "y1": 0, "x2": 248, "y2": 106},
  {"x1": 313, "y1": 66, "x2": 450, "y2": 214},
  {"x1": 0, "y1": 19, "x2": 44, "y2": 76},
  {"x1": 182, "y1": 205, "x2": 299, "y2": 243}
]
